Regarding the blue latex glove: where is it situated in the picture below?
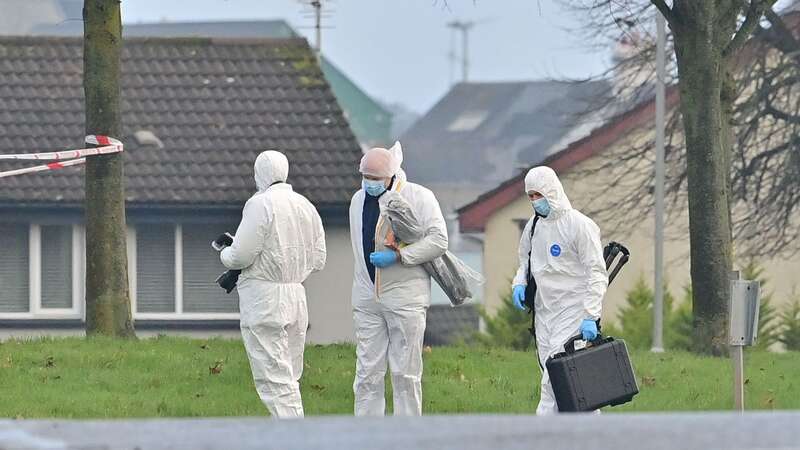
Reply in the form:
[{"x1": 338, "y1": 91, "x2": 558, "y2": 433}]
[
  {"x1": 512, "y1": 285, "x2": 526, "y2": 310},
  {"x1": 580, "y1": 319, "x2": 598, "y2": 341},
  {"x1": 370, "y1": 250, "x2": 398, "y2": 268}
]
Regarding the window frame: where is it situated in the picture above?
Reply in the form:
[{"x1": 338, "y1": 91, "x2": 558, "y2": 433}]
[{"x1": 0, "y1": 223, "x2": 83, "y2": 319}]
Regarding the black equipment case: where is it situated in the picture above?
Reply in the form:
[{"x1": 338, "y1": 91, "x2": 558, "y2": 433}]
[{"x1": 545, "y1": 334, "x2": 638, "y2": 412}]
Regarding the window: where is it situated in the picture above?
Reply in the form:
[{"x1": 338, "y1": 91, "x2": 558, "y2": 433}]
[
  {"x1": 116, "y1": 222, "x2": 244, "y2": 318},
  {"x1": 40, "y1": 225, "x2": 73, "y2": 309},
  {"x1": 0, "y1": 223, "x2": 29, "y2": 312},
  {"x1": 136, "y1": 223, "x2": 176, "y2": 313},
  {"x1": 447, "y1": 110, "x2": 488, "y2": 132},
  {"x1": 182, "y1": 224, "x2": 239, "y2": 313}
]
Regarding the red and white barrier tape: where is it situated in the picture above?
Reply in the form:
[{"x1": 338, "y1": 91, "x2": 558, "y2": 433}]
[{"x1": 0, "y1": 135, "x2": 123, "y2": 179}]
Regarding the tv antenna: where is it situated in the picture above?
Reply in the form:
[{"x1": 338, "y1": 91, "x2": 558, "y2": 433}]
[
  {"x1": 297, "y1": 0, "x2": 335, "y2": 62},
  {"x1": 446, "y1": 19, "x2": 492, "y2": 83}
]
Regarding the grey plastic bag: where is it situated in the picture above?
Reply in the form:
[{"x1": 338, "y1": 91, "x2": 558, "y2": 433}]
[{"x1": 379, "y1": 191, "x2": 484, "y2": 306}]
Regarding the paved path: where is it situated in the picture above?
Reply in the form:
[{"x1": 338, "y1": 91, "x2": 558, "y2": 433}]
[{"x1": 2, "y1": 412, "x2": 799, "y2": 450}]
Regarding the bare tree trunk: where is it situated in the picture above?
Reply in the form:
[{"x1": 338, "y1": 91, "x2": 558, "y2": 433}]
[
  {"x1": 83, "y1": 0, "x2": 135, "y2": 338},
  {"x1": 671, "y1": 3, "x2": 736, "y2": 355}
]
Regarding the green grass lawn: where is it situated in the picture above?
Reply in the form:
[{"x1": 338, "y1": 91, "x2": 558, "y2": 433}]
[{"x1": 0, "y1": 336, "x2": 798, "y2": 418}]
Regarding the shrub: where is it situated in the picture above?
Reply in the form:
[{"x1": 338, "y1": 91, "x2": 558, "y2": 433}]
[
  {"x1": 778, "y1": 297, "x2": 800, "y2": 351},
  {"x1": 475, "y1": 289, "x2": 533, "y2": 350}
]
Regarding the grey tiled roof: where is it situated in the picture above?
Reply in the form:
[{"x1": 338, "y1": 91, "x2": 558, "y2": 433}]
[
  {"x1": 400, "y1": 80, "x2": 609, "y2": 189},
  {"x1": 32, "y1": 19, "x2": 298, "y2": 39},
  {"x1": 31, "y1": 19, "x2": 395, "y2": 148},
  {"x1": 0, "y1": 36, "x2": 361, "y2": 208}
]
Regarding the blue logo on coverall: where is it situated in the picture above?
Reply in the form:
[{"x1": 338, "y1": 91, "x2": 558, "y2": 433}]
[{"x1": 550, "y1": 244, "x2": 562, "y2": 257}]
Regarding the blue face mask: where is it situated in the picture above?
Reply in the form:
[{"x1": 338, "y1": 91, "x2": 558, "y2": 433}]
[
  {"x1": 532, "y1": 197, "x2": 551, "y2": 217},
  {"x1": 363, "y1": 179, "x2": 387, "y2": 197}
]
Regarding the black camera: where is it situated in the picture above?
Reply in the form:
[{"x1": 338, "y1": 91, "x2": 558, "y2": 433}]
[
  {"x1": 212, "y1": 231, "x2": 238, "y2": 294},
  {"x1": 212, "y1": 232, "x2": 234, "y2": 251},
  {"x1": 216, "y1": 269, "x2": 241, "y2": 294}
]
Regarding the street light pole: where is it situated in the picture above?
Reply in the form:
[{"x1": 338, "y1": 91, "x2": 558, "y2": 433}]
[{"x1": 652, "y1": 10, "x2": 666, "y2": 353}]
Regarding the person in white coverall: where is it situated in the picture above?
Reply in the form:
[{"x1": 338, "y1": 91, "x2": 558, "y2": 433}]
[
  {"x1": 511, "y1": 166, "x2": 608, "y2": 415},
  {"x1": 220, "y1": 150, "x2": 326, "y2": 418},
  {"x1": 349, "y1": 142, "x2": 448, "y2": 416}
]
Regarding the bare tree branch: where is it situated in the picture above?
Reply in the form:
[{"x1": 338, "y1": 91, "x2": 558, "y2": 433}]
[
  {"x1": 765, "y1": 104, "x2": 800, "y2": 124},
  {"x1": 763, "y1": 7, "x2": 800, "y2": 56},
  {"x1": 724, "y1": 0, "x2": 776, "y2": 59}
]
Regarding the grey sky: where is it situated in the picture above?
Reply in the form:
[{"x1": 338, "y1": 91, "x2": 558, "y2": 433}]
[{"x1": 120, "y1": 1, "x2": 610, "y2": 114}]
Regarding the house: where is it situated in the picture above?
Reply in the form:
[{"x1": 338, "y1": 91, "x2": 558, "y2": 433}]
[
  {"x1": 457, "y1": 77, "x2": 800, "y2": 323},
  {"x1": 0, "y1": 36, "x2": 361, "y2": 343}
]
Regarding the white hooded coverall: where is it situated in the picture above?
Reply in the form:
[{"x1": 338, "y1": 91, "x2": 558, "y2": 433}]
[
  {"x1": 513, "y1": 166, "x2": 608, "y2": 415},
  {"x1": 349, "y1": 143, "x2": 448, "y2": 416},
  {"x1": 221, "y1": 151, "x2": 326, "y2": 418}
]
